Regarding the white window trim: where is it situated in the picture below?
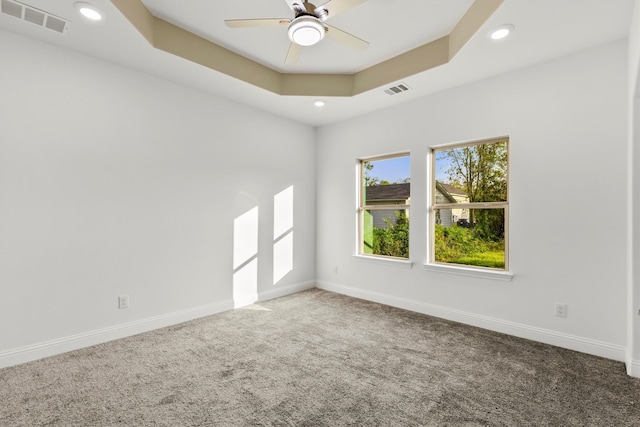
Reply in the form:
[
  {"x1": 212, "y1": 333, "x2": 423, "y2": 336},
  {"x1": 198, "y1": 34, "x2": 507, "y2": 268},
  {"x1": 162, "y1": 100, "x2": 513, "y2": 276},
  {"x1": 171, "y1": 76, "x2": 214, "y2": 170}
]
[
  {"x1": 354, "y1": 254, "x2": 414, "y2": 269},
  {"x1": 422, "y1": 262, "x2": 512, "y2": 281}
]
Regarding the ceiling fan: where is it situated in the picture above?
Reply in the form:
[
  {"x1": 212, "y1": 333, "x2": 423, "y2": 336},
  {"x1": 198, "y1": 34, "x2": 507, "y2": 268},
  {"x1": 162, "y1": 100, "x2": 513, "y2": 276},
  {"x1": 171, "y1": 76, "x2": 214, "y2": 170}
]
[{"x1": 225, "y1": 0, "x2": 369, "y2": 64}]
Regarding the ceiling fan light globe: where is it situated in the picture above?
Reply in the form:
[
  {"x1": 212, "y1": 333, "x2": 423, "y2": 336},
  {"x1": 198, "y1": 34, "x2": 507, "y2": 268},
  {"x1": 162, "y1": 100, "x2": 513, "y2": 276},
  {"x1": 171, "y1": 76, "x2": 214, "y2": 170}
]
[{"x1": 288, "y1": 16, "x2": 325, "y2": 46}]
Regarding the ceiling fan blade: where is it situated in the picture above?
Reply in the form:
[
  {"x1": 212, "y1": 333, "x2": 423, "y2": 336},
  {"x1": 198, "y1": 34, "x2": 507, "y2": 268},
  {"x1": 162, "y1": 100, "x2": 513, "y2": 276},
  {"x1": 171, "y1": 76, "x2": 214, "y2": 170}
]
[
  {"x1": 325, "y1": 24, "x2": 368, "y2": 51},
  {"x1": 225, "y1": 18, "x2": 289, "y2": 28},
  {"x1": 314, "y1": 0, "x2": 367, "y2": 20},
  {"x1": 285, "y1": 42, "x2": 303, "y2": 64}
]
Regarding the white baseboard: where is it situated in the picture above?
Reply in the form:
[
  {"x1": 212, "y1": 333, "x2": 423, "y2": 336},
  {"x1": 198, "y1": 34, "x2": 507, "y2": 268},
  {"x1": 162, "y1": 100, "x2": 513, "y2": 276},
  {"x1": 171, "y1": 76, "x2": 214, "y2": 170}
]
[
  {"x1": 627, "y1": 358, "x2": 640, "y2": 378},
  {"x1": 258, "y1": 280, "x2": 316, "y2": 302},
  {"x1": 317, "y1": 281, "x2": 627, "y2": 364},
  {"x1": 4, "y1": 280, "x2": 632, "y2": 376},
  {"x1": 0, "y1": 281, "x2": 314, "y2": 370},
  {"x1": 0, "y1": 299, "x2": 233, "y2": 370}
]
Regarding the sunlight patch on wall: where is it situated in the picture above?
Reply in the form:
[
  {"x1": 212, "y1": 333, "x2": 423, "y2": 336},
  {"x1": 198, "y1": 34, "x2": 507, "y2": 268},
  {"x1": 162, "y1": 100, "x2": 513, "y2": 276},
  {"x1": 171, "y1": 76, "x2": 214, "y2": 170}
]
[
  {"x1": 233, "y1": 206, "x2": 259, "y2": 308},
  {"x1": 273, "y1": 232, "x2": 293, "y2": 285},
  {"x1": 273, "y1": 186, "x2": 294, "y2": 284},
  {"x1": 274, "y1": 186, "x2": 294, "y2": 239}
]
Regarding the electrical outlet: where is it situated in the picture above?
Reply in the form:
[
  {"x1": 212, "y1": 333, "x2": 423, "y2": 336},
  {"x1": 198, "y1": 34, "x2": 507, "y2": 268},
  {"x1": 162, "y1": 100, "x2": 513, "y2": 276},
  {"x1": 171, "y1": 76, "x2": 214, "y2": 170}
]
[
  {"x1": 118, "y1": 295, "x2": 130, "y2": 310},
  {"x1": 333, "y1": 266, "x2": 338, "y2": 275},
  {"x1": 554, "y1": 303, "x2": 567, "y2": 317}
]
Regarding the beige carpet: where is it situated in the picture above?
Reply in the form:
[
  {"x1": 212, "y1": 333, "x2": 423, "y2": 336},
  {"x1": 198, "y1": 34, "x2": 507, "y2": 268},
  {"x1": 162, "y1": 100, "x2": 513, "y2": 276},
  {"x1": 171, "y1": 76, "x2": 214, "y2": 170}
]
[{"x1": 1, "y1": 289, "x2": 639, "y2": 426}]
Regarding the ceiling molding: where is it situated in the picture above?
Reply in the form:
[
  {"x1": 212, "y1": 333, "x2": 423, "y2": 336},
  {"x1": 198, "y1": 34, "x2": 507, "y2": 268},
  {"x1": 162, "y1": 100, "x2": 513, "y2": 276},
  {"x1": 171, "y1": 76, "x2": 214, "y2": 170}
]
[
  {"x1": 353, "y1": 36, "x2": 450, "y2": 95},
  {"x1": 110, "y1": 0, "x2": 504, "y2": 97},
  {"x1": 155, "y1": 18, "x2": 283, "y2": 94},
  {"x1": 449, "y1": 0, "x2": 503, "y2": 58},
  {"x1": 110, "y1": 0, "x2": 154, "y2": 45}
]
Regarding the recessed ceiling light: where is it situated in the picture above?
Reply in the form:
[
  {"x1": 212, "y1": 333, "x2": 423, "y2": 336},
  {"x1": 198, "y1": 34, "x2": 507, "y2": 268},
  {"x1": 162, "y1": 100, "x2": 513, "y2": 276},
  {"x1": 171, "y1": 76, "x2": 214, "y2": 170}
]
[
  {"x1": 314, "y1": 100, "x2": 326, "y2": 108},
  {"x1": 75, "y1": 2, "x2": 103, "y2": 21},
  {"x1": 490, "y1": 24, "x2": 514, "y2": 40}
]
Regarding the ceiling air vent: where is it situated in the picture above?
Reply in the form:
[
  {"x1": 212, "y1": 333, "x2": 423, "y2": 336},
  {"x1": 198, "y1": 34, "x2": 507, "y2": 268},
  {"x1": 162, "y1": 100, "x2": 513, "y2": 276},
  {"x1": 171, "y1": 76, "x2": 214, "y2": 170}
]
[
  {"x1": 1, "y1": 0, "x2": 70, "y2": 35},
  {"x1": 384, "y1": 83, "x2": 411, "y2": 96}
]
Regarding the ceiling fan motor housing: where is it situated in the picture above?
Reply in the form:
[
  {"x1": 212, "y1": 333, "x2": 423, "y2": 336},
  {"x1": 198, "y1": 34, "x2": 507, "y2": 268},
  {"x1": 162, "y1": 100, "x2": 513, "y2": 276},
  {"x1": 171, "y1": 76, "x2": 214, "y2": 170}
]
[{"x1": 288, "y1": 15, "x2": 326, "y2": 46}]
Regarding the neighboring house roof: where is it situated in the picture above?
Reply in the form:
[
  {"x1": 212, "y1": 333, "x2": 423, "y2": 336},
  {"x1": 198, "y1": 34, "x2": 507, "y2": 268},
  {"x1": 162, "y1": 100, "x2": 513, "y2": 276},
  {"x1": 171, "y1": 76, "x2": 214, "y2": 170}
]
[
  {"x1": 437, "y1": 182, "x2": 467, "y2": 197},
  {"x1": 365, "y1": 182, "x2": 467, "y2": 203},
  {"x1": 366, "y1": 183, "x2": 410, "y2": 201},
  {"x1": 435, "y1": 182, "x2": 468, "y2": 203}
]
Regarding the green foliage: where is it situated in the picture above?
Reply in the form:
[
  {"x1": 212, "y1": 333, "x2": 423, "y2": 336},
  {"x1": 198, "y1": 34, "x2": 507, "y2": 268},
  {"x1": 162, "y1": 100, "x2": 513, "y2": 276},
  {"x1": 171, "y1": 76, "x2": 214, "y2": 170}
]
[
  {"x1": 372, "y1": 212, "x2": 409, "y2": 258},
  {"x1": 471, "y1": 209, "x2": 505, "y2": 241},
  {"x1": 437, "y1": 140, "x2": 508, "y2": 240},
  {"x1": 434, "y1": 224, "x2": 504, "y2": 268},
  {"x1": 455, "y1": 252, "x2": 505, "y2": 269}
]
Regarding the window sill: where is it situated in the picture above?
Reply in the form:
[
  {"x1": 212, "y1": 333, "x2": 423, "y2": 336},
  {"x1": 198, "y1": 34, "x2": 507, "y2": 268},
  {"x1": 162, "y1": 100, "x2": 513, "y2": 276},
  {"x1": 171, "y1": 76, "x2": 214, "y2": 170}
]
[
  {"x1": 422, "y1": 263, "x2": 513, "y2": 281},
  {"x1": 353, "y1": 255, "x2": 413, "y2": 269}
]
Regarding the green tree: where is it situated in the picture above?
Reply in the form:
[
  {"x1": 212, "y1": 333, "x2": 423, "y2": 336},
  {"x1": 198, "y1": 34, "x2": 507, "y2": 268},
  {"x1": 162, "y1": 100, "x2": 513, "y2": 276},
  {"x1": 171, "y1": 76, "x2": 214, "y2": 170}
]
[
  {"x1": 364, "y1": 161, "x2": 378, "y2": 186},
  {"x1": 438, "y1": 140, "x2": 507, "y2": 240},
  {"x1": 439, "y1": 141, "x2": 507, "y2": 203}
]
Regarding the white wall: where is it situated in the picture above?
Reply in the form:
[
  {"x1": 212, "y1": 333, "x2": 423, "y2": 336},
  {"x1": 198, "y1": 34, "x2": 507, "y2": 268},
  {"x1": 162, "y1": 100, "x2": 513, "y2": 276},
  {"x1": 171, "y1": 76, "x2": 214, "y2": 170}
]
[
  {"x1": 0, "y1": 28, "x2": 633, "y2": 372},
  {"x1": 627, "y1": 0, "x2": 640, "y2": 376},
  {"x1": 0, "y1": 30, "x2": 316, "y2": 366},
  {"x1": 317, "y1": 41, "x2": 629, "y2": 361}
]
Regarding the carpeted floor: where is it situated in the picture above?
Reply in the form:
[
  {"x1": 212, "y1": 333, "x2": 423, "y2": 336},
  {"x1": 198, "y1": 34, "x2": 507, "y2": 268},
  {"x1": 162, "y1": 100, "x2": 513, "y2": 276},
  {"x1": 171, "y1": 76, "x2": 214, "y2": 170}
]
[{"x1": 1, "y1": 289, "x2": 639, "y2": 426}]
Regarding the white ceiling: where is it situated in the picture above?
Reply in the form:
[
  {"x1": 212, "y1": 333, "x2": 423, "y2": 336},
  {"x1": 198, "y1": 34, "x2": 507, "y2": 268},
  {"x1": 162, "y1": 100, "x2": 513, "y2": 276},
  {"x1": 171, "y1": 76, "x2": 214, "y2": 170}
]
[
  {"x1": 141, "y1": 0, "x2": 476, "y2": 74},
  {"x1": 0, "y1": 0, "x2": 635, "y2": 127}
]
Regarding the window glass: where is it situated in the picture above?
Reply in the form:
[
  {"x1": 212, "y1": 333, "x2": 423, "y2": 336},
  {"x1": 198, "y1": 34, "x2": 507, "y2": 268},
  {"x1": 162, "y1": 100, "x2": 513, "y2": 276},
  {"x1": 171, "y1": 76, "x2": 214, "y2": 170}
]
[
  {"x1": 432, "y1": 139, "x2": 508, "y2": 269},
  {"x1": 359, "y1": 154, "x2": 410, "y2": 259}
]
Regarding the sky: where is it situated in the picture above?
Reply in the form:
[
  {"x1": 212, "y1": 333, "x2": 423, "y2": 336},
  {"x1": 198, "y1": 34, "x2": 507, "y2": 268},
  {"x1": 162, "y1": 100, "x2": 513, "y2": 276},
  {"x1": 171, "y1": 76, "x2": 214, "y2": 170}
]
[
  {"x1": 367, "y1": 155, "x2": 449, "y2": 183},
  {"x1": 435, "y1": 157, "x2": 449, "y2": 182},
  {"x1": 368, "y1": 156, "x2": 410, "y2": 183}
]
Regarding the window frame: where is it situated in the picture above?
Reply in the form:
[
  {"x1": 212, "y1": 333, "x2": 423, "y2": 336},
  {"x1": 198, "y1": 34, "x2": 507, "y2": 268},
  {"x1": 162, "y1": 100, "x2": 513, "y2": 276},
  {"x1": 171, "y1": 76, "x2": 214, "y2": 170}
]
[
  {"x1": 357, "y1": 152, "x2": 411, "y2": 260},
  {"x1": 427, "y1": 137, "x2": 511, "y2": 274}
]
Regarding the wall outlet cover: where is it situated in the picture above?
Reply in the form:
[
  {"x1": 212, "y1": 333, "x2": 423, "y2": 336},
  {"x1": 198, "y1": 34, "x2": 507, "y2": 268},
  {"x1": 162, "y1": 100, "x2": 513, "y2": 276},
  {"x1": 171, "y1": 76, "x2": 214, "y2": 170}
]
[{"x1": 118, "y1": 295, "x2": 130, "y2": 309}]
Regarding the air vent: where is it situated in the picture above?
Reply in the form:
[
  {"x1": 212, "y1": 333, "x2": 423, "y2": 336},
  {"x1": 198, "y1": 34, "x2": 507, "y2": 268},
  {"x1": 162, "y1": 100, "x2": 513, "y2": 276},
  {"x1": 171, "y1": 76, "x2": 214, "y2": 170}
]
[
  {"x1": 1, "y1": 0, "x2": 21, "y2": 18},
  {"x1": 384, "y1": 83, "x2": 411, "y2": 96},
  {"x1": 23, "y1": 6, "x2": 44, "y2": 25},
  {"x1": 1, "y1": 0, "x2": 70, "y2": 34}
]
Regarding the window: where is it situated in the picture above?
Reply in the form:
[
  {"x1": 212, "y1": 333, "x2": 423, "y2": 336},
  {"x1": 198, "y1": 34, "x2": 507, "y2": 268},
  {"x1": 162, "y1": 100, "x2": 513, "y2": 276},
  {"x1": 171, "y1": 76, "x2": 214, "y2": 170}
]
[
  {"x1": 431, "y1": 138, "x2": 508, "y2": 270},
  {"x1": 358, "y1": 153, "x2": 410, "y2": 259}
]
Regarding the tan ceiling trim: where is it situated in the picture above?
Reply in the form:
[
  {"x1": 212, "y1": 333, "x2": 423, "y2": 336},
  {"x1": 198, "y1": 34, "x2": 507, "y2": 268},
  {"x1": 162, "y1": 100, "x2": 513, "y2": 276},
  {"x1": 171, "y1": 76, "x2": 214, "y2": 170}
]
[
  {"x1": 153, "y1": 18, "x2": 283, "y2": 94},
  {"x1": 111, "y1": 0, "x2": 503, "y2": 98},
  {"x1": 280, "y1": 73, "x2": 355, "y2": 97},
  {"x1": 449, "y1": 0, "x2": 504, "y2": 58},
  {"x1": 352, "y1": 36, "x2": 450, "y2": 95},
  {"x1": 110, "y1": 0, "x2": 154, "y2": 45}
]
